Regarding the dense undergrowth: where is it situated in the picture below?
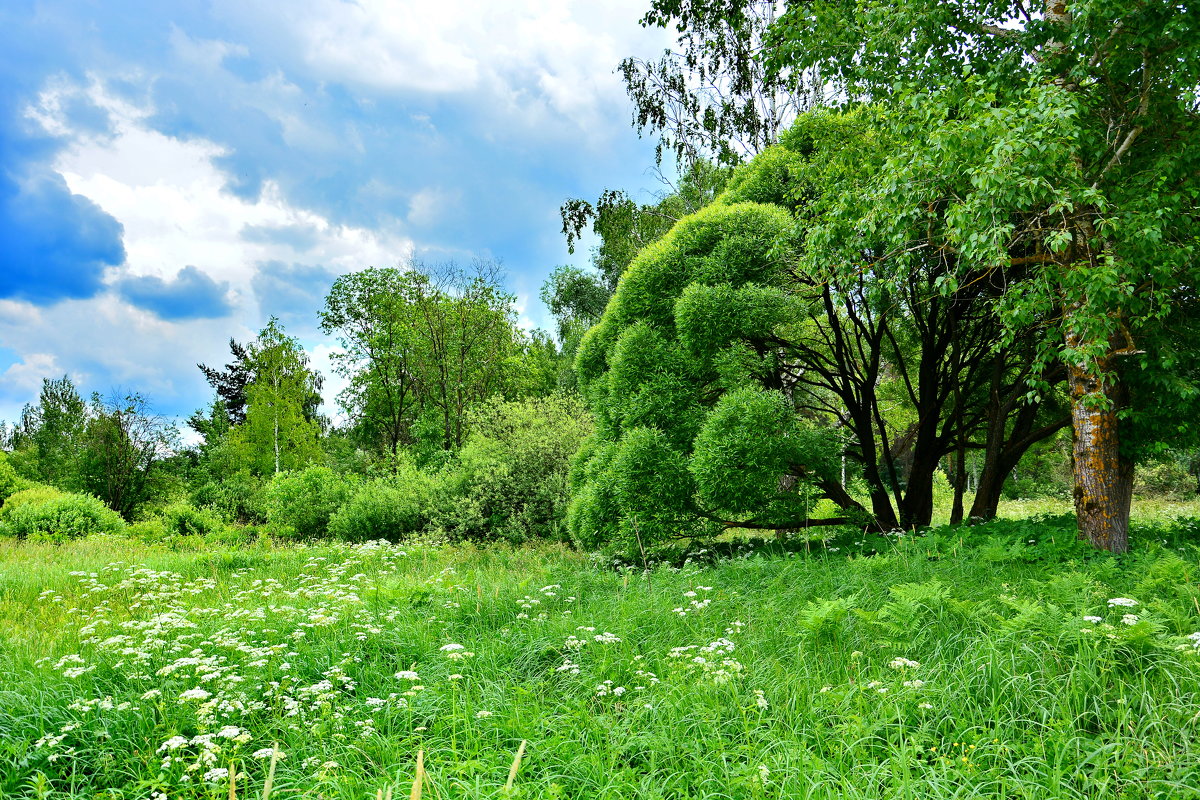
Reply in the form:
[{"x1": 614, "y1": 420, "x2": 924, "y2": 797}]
[{"x1": 2, "y1": 513, "x2": 1199, "y2": 799}]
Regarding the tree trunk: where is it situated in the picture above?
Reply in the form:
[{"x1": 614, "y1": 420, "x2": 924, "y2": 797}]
[{"x1": 1068, "y1": 352, "x2": 1134, "y2": 552}]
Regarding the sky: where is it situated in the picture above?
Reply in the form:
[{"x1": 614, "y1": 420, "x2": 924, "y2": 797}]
[{"x1": 0, "y1": 0, "x2": 675, "y2": 427}]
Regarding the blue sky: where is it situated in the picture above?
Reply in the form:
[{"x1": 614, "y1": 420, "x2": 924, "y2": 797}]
[{"x1": 0, "y1": 0, "x2": 673, "y2": 426}]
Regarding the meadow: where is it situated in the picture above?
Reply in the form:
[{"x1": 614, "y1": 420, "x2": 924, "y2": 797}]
[{"x1": 2, "y1": 509, "x2": 1200, "y2": 799}]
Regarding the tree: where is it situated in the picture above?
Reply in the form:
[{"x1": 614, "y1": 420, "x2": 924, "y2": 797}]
[
  {"x1": 231, "y1": 318, "x2": 324, "y2": 475},
  {"x1": 642, "y1": 0, "x2": 1200, "y2": 551},
  {"x1": 624, "y1": 0, "x2": 824, "y2": 168},
  {"x1": 77, "y1": 392, "x2": 178, "y2": 518},
  {"x1": 5, "y1": 376, "x2": 87, "y2": 487},
  {"x1": 407, "y1": 262, "x2": 520, "y2": 451},
  {"x1": 197, "y1": 338, "x2": 323, "y2": 428},
  {"x1": 321, "y1": 267, "x2": 421, "y2": 465}
]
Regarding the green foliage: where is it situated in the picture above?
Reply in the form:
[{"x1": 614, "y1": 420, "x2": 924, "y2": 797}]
[
  {"x1": 691, "y1": 387, "x2": 838, "y2": 517},
  {"x1": 1, "y1": 491, "x2": 125, "y2": 542},
  {"x1": 328, "y1": 460, "x2": 432, "y2": 543},
  {"x1": 431, "y1": 396, "x2": 593, "y2": 543},
  {"x1": 571, "y1": 191, "x2": 846, "y2": 551},
  {"x1": 159, "y1": 502, "x2": 225, "y2": 538},
  {"x1": 189, "y1": 469, "x2": 267, "y2": 525},
  {"x1": 0, "y1": 485, "x2": 64, "y2": 517},
  {"x1": 264, "y1": 466, "x2": 355, "y2": 539},
  {"x1": 231, "y1": 318, "x2": 324, "y2": 476},
  {"x1": 0, "y1": 452, "x2": 24, "y2": 506}
]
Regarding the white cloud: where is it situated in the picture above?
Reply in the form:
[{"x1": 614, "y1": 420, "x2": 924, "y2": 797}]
[
  {"x1": 0, "y1": 353, "x2": 70, "y2": 399},
  {"x1": 29, "y1": 79, "x2": 414, "y2": 301},
  {"x1": 213, "y1": 0, "x2": 673, "y2": 139}
]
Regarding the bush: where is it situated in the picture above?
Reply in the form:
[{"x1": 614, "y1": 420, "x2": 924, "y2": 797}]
[
  {"x1": 264, "y1": 466, "x2": 355, "y2": 539},
  {"x1": 160, "y1": 502, "x2": 225, "y2": 537},
  {"x1": 1, "y1": 485, "x2": 65, "y2": 517},
  {"x1": 431, "y1": 396, "x2": 592, "y2": 543},
  {"x1": 1136, "y1": 460, "x2": 1196, "y2": 499},
  {"x1": 329, "y1": 473, "x2": 432, "y2": 543},
  {"x1": 190, "y1": 470, "x2": 267, "y2": 524},
  {"x1": 0, "y1": 452, "x2": 24, "y2": 506},
  {"x1": 3, "y1": 492, "x2": 126, "y2": 542}
]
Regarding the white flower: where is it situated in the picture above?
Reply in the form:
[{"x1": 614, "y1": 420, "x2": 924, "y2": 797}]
[
  {"x1": 888, "y1": 657, "x2": 920, "y2": 670},
  {"x1": 141, "y1": 689, "x2": 163, "y2": 700},
  {"x1": 252, "y1": 748, "x2": 282, "y2": 759},
  {"x1": 1121, "y1": 614, "x2": 1139, "y2": 626},
  {"x1": 1107, "y1": 598, "x2": 1138, "y2": 608},
  {"x1": 475, "y1": 710, "x2": 493, "y2": 718},
  {"x1": 754, "y1": 689, "x2": 769, "y2": 709},
  {"x1": 178, "y1": 688, "x2": 212, "y2": 702},
  {"x1": 440, "y1": 643, "x2": 465, "y2": 652},
  {"x1": 394, "y1": 670, "x2": 420, "y2": 680},
  {"x1": 1083, "y1": 616, "x2": 1103, "y2": 623},
  {"x1": 903, "y1": 679, "x2": 925, "y2": 689},
  {"x1": 918, "y1": 702, "x2": 934, "y2": 710},
  {"x1": 158, "y1": 736, "x2": 189, "y2": 752},
  {"x1": 202, "y1": 767, "x2": 229, "y2": 782},
  {"x1": 757, "y1": 764, "x2": 770, "y2": 783}
]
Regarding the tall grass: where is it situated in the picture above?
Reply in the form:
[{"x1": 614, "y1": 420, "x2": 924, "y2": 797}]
[{"x1": 1, "y1": 514, "x2": 1199, "y2": 798}]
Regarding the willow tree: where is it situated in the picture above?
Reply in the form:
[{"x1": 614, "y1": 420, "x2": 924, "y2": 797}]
[{"x1": 639, "y1": 0, "x2": 1200, "y2": 551}]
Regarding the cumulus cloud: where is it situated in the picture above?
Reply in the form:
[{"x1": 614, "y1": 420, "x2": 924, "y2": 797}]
[
  {"x1": 116, "y1": 265, "x2": 233, "y2": 320},
  {"x1": 250, "y1": 261, "x2": 339, "y2": 327},
  {"x1": 211, "y1": 0, "x2": 672, "y2": 140}
]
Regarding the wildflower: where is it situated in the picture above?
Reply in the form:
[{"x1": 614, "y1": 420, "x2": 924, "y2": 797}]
[
  {"x1": 448, "y1": 673, "x2": 464, "y2": 680},
  {"x1": 141, "y1": 689, "x2": 163, "y2": 700},
  {"x1": 202, "y1": 768, "x2": 229, "y2": 782},
  {"x1": 158, "y1": 736, "x2": 189, "y2": 752},
  {"x1": 475, "y1": 710, "x2": 493, "y2": 718},
  {"x1": 440, "y1": 643, "x2": 465, "y2": 652},
  {"x1": 216, "y1": 726, "x2": 241, "y2": 739},
  {"x1": 918, "y1": 702, "x2": 934, "y2": 710},
  {"x1": 1121, "y1": 614, "x2": 1139, "y2": 626},
  {"x1": 754, "y1": 689, "x2": 769, "y2": 709},
  {"x1": 178, "y1": 688, "x2": 212, "y2": 702},
  {"x1": 252, "y1": 748, "x2": 282, "y2": 759},
  {"x1": 758, "y1": 764, "x2": 770, "y2": 783},
  {"x1": 903, "y1": 679, "x2": 925, "y2": 689},
  {"x1": 394, "y1": 670, "x2": 420, "y2": 680},
  {"x1": 1083, "y1": 616, "x2": 1102, "y2": 623},
  {"x1": 1107, "y1": 598, "x2": 1138, "y2": 608},
  {"x1": 888, "y1": 657, "x2": 920, "y2": 670}
]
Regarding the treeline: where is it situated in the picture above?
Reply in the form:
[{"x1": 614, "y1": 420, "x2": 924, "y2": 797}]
[{"x1": 0, "y1": 261, "x2": 589, "y2": 544}]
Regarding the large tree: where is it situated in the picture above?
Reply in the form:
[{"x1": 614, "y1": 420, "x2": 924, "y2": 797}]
[
  {"x1": 77, "y1": 392, "x2": 178, "y2": 518},
  {"x1": 321, "y1": 267, "x2": 421, "y2": 465},
  {"x1": 640, "y1": 0, "x2": 1200, "y2": 551}
]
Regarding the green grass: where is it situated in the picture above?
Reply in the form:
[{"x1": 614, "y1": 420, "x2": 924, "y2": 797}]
[{"x1": 2, "y1": 512, "x2": 1200, "y2": 799}]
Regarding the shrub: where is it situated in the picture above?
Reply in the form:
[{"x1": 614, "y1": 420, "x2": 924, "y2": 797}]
[
  {"x1": 431, "y1": 396, "x2": 593, "y2": 543},
  {"x1": 160, "y1": 502, "x2": 225, "y2": 537},
  {"x1": 264, "y1": 466, "x2": 354, "y2": 539},
  {"x1": 1136, "y1": 460, "x2": 1196, "y2": 499},
  {"x1": 329, "y1": 474, "x2": 431, "y2": 543},
  {"x1": 3, "y1": 492, "x2": 126, "y2": 542},
  {"x1": 0, "y1": 452, "x2": 24, "y2": 506},
  {"x1": 190, "y1": 469, "x2": 267, "y2": 524},
  {"x1": 0, "y1": 485, "x2": 65, "y2": 517}
]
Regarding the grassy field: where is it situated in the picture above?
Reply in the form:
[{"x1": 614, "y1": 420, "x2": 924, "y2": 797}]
[{"x1": 2, "y1": 511, "x2": 1200, "y2": 798}]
